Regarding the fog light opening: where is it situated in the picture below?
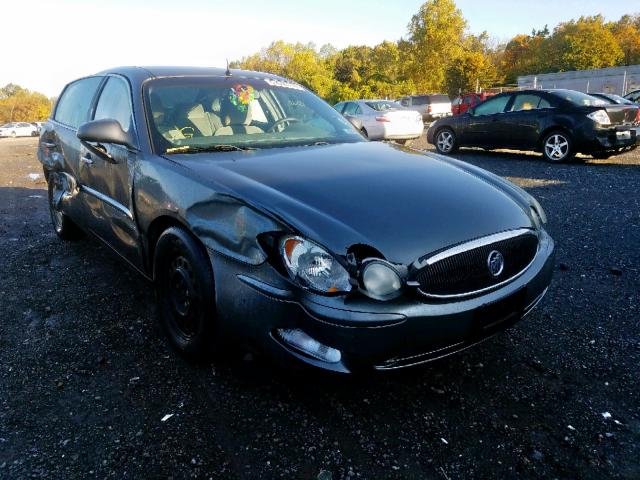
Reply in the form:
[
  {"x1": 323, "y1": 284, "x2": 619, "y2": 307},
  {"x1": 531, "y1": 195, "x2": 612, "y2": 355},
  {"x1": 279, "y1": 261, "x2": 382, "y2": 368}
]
[{"x1": 276, "y1": 328, "x2": 342, "y2": 363}]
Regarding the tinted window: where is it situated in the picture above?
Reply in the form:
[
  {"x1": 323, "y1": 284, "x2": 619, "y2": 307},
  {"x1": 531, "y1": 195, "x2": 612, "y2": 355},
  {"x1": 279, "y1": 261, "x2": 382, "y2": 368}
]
[
  {"x1": 334, "y1": 103, "x2": 345, "y2": 113},
  {"x1": 412, "y1": 96, "x2": 429, "y2": 105},
  {"x1": 551, "y1": 89, "x2": 607, "y2": 106},
  {"x1": 54, "y1": 77, "x2": 103, "y2": 128},
  {"x1": 510, "y1": 94, "x2": 550, "y2": 111},
  {"x1": 343, "y1": 102, "x2": 359, "y2": 115},
  {"x1": 429, "y1": 94, "x2": 450, "y2": 104},
  {"x1": 473, "y1": 95, "x2": 510, "y2": 115},
  {"x1": 94, "y1": 77, "x2": 133, "y2": 132}
]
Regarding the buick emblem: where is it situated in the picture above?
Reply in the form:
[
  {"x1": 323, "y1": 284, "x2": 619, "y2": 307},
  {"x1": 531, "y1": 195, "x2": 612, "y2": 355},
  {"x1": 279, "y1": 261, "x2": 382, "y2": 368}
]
[{"x1": 487, "y1": 250, "x2": 504, "y2": 277}]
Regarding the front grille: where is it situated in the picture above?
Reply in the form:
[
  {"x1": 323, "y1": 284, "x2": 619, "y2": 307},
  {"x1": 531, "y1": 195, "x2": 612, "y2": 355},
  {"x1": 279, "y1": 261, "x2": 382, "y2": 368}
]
[{"x1": 414, "y1": 231, "x2": 538, "y2": 298}]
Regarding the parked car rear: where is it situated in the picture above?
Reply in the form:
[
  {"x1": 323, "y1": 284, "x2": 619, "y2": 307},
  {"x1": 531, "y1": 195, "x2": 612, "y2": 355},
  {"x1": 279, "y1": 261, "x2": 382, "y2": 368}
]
[
  {"x1": 427, "y1": 89, "x2": 640, "y2": 162},
  {"x1": 334, "y1": 100, "x2": 424, "y2": 143},
  {"x1": 0, "y1": 122, "x2": 38, "y2": 138},
  {"x1": 451, "y1": 92, "x2": 494, "y2": 115},
  {"x1": 399, "y1": 94, "x2": 451, "y2": 122}
]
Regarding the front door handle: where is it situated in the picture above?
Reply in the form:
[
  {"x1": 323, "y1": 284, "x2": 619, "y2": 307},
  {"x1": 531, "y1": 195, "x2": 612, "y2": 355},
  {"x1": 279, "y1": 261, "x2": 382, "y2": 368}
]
[{"x1": 80, "y1": 155, "x2": 94, "y2": 167}]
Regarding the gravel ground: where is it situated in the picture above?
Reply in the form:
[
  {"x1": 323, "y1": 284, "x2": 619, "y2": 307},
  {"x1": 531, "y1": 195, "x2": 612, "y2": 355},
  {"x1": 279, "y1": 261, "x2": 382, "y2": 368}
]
[{"x1": 0, "y1": 136, "x2": 638, "y2": 479}]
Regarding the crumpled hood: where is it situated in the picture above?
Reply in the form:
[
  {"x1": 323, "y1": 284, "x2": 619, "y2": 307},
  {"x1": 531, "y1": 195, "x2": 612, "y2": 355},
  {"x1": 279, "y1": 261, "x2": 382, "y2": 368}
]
[{"x1": 172, "y1": 142, "x2": 535, "y2": 265}]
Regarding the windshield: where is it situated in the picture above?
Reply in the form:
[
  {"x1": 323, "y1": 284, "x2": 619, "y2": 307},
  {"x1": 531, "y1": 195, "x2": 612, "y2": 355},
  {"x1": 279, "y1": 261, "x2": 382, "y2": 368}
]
[
  {"x1": 145, "y1": 77, "x2": 363, "y2": 153},
  {"x1": 1, "y1": 123, "x2": 16, "y2": 128},
  {"x1": 366, "y1": 101, "x2": 402, "y2": 111},
  {"x1": 551, "y1": 90, "x2": 608, "y2": 107}
]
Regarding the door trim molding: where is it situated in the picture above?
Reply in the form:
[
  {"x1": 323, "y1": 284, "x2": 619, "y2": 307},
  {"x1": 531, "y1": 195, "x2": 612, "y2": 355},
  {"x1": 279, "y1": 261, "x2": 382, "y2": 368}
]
[{"x1": 80, "y1": 184, "x2": 133, "y2": 220}]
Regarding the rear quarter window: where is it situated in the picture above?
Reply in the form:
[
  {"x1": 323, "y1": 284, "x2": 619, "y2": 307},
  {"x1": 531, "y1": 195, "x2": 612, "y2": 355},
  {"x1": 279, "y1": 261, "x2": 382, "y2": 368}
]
[
  {"x1": 54, "y1": 77, "x2": 103, "y2": 129},
  {"x1": 430, "y1": 94, "x2": 450, "y2": 103}
]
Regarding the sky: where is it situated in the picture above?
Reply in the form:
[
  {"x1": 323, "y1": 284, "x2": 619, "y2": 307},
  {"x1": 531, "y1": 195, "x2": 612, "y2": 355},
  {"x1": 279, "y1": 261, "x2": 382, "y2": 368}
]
[{"x1": 3, "y1": 0, "x2": 636, "y2": 97}]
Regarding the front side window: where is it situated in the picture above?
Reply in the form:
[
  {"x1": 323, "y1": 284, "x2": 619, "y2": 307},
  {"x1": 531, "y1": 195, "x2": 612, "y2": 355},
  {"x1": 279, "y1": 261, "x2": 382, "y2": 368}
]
[
  {"x1": 54, "y1": 77, "x2": 103, "y2": 129},
  {"x1": 146, "y1": 77, "x2": 362, "y2": 153},
  {"x1": 473, "y1": 95, "x2": 510, "y2": 116},
  {"x1": 94, "y1": 77, "x2": 133, "y2": 132},
  {"x1": 343, "y1": 102, "x2": 359, "y2": 116}
]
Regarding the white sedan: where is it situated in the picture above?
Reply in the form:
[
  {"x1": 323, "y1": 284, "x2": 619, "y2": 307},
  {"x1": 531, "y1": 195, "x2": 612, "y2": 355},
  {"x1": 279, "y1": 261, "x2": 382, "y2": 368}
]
[
  {"x1": 334, "y1": 100, "x2": 424, "y2": 143},
  {"x1": 0, "y1": 122, "x2": 38, "y2": 138}
]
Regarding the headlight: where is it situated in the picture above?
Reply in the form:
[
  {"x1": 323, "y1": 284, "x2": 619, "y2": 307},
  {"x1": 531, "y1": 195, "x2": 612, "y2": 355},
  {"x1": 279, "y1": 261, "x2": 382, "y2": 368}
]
[
  {"x1": 281, "y1": 236, "x2": 351, "y2": 294},
  {"x1": 587, "y1": 110, "x2": 611, "y2": 125},
  {"x1": 361, "y1": 261, "x2": 402, "y2": 300}
]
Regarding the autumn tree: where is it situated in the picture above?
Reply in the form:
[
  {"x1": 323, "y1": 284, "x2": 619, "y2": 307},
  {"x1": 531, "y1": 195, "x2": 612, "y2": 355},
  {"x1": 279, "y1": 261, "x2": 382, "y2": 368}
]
[
  {"x1": 0, "y1": 84, "x2": 52, "y2": 123},
  {"x1": 405, "y1": 0, "x2": 466, "y2": 92},
  {"x1": 542, "y1": 16, "x2": 623, "y2": 72},
  {"x1": 609, "y1": 15, "x2": 640, "y2": 65}
]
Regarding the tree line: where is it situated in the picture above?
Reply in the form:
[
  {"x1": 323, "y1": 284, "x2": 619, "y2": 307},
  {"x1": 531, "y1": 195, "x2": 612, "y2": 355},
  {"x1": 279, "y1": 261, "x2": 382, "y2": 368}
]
[
  {"x1": 233, "y1": 0, "x2": 640, "y2": 102},
  {"x1": 0, "y1": 84, "x2": 53, "y2": 124}
]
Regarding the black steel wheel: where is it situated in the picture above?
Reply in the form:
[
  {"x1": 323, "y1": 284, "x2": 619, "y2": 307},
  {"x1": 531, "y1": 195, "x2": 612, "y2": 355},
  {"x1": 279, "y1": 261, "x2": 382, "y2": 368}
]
[{"x1": 155, "y1": 227, "x2": 217, "y2": 358}]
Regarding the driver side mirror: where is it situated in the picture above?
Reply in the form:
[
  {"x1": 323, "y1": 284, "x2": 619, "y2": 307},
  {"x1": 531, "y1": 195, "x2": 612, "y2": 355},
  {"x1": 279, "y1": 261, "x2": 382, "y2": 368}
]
[{"x1": 77, "y1": 118, "x2": 135, "y2": 151}]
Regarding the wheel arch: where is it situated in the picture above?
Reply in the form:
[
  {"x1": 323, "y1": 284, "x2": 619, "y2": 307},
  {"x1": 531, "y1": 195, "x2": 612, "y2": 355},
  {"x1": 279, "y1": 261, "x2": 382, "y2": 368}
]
[
  {"x1": 538, "y1": 125, "x2": 572, "y2": 150},
  {"x1": 146, "y1": 214, "x2": 202, "y2": 280}
]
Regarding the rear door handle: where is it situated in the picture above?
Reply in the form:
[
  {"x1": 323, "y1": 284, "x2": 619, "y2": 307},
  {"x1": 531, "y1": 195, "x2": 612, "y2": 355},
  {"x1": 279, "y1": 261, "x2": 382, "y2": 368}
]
[{"x1": 80, "y1": 155, "x2": 94, "y2": 167}]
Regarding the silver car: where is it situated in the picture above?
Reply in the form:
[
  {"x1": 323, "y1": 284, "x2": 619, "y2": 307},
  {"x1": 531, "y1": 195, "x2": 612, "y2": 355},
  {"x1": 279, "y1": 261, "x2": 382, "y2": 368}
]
[
  {"x1": 334, "y1": 100, "x2": 424, "y2": 143},
  {"x1": 398, "y1": 94, "x2": 452, "y2": 122}
]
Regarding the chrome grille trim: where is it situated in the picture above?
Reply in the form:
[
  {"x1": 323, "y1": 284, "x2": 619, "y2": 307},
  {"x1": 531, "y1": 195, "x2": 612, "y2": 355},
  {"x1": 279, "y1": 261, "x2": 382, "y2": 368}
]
[{"x1": 413, "y1": 229, "x2": 540, "y2": 299}]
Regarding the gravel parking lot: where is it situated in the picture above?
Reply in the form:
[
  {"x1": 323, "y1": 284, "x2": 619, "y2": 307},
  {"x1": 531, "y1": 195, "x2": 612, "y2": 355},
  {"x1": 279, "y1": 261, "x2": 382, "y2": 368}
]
[{"x1": 1, "y1": 136, "x2": 638, "y2": 479}]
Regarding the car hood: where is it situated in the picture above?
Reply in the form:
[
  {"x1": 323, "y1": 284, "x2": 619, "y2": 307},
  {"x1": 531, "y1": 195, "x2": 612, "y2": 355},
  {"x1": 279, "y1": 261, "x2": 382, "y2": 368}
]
[{"x1": 171, "y1": 142, "x2": 535, "y2": 265}]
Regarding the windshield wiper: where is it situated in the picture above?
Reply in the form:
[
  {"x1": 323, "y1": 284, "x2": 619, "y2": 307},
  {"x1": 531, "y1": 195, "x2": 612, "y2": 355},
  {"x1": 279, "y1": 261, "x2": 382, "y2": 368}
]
[{"x1": 164, "y1": 144, "x2": 257, "y2": 154}]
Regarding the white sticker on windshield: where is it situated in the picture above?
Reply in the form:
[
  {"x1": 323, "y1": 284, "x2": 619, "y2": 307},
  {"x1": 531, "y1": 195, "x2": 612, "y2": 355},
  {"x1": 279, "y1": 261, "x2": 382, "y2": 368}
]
[{"x1": 264, "y1": 78, "x2": 305, "y2": 91}]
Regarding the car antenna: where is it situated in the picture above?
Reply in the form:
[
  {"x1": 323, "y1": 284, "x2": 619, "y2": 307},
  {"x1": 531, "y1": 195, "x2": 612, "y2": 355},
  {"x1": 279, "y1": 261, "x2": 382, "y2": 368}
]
[{"x1": 225, "y1": 59, "x2": 232, "y2": 77}]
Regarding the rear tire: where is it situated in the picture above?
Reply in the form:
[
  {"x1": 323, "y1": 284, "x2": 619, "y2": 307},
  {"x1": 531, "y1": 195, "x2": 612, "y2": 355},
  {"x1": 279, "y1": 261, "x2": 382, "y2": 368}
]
[
  {"x1": 47, "y1": 176, "x2": 83, "y2": 241},
  {"x1": 155, "y1": 227, "x2": 218, "y2": 359},
  {"x1": 434, "y1": 128, "x2": 458, "y2": 154},
  {"x1": 10, "y1": 131, "x2": 16, "y2": 138},
  {"x1": 542, "y1": 131, "x2": 574, "y2": 163}
]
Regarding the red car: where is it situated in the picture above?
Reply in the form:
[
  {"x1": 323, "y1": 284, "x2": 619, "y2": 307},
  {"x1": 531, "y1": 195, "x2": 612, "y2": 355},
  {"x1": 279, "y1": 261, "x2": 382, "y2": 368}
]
[{"x1": 451, "y1": 93, "x2": 495, "y2": 115}]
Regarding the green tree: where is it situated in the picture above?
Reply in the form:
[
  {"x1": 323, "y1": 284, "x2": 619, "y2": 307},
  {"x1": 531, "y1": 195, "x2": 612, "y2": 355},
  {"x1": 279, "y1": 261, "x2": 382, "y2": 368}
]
[
  {"x1": 405, "y1": 0, "x2": 467, "y2": 92},
  {"x1": 544, "y1": 16, "x2": 623, "y2": 72}
]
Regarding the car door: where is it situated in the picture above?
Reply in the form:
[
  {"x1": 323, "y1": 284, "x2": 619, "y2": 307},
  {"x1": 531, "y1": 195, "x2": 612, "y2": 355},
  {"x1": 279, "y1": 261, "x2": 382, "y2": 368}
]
[
  {"x1": 462, "y1": 94, "x2": 511, "y2": 146},
  {"x1": 41, "y1": 76, "x2": 104, "y2": 220},
  {"x1": 499, "y1": 93, "x2": 554, "y2": 149},
  {"x1": 78, "y1": 75, "x2": 143, "y2": 269}
]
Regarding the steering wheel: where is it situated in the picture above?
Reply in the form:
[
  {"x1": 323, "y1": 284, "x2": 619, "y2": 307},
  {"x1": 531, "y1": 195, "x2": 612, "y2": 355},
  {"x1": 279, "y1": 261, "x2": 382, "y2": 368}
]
[{"x1": 268, "y1": 117, "x2": 301, "y2": 133}]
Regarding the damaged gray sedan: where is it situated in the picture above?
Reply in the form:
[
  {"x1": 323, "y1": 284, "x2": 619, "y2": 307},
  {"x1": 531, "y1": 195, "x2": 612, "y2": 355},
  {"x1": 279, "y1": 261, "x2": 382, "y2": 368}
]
[{"x1": 38, "y1": 67, "x2": 555, "y2": 373}]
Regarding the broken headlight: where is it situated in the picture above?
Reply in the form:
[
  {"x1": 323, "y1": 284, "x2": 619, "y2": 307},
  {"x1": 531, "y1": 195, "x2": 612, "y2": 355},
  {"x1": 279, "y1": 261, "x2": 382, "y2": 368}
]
[{"x1": 280, "y1": 236, "x2": 351, "y2": 294}]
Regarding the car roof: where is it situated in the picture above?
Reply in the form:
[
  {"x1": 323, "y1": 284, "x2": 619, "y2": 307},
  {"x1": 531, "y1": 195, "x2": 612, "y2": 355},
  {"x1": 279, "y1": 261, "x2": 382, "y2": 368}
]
[{"x1": 95, "y1": 66, "x2": 291, "y2": 83}]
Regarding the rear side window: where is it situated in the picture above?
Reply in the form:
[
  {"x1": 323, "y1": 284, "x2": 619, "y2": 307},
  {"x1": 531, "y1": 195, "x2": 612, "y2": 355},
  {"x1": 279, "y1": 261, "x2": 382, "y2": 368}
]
[
  {"x1": 430, "y1": 94, "x2": 450, "y2": 104},
  {"x1": 510, "y1": 94, "x2": 550, "y2": 111},
  {"x1": 343, "y1": 102, "x2": 360, "y2": 115},
  {"x1": 94, "y1": 77, "x2": 133, "y2": 132},
  {"x1": 474, "y1": 95, "x2": 510, "y2": 115},
  {"x1": 54, "y1": 77, "x2": 103, "y2": 129},
  {"x1": 412, "y1": 96, "x2": 429, "y2": 105}
]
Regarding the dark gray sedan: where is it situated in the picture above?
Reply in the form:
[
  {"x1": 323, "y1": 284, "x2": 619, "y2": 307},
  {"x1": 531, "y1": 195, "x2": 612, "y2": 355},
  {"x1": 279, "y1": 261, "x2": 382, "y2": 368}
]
[{"x1": 38, "y1": 67, "x2": 554, "y2": 373}]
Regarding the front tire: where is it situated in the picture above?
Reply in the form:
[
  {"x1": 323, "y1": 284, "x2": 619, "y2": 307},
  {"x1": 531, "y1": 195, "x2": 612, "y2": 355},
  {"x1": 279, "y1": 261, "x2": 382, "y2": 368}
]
[
  {"x1": 47, "y1": 176, "x2": 83, "y2": 241},
  {"x1": 434, "y1": 128, "x2": 458, "y2": 154},
  {"x1": 155, "y1": 227, "x2": 217, "y2": 359},
  {"x1": 542, "y1": 131, "x2": 574, "y2": 163}
]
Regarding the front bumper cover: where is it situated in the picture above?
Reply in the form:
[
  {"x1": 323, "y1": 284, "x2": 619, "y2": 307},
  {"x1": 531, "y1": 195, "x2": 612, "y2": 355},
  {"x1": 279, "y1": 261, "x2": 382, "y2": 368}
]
[{"x1": 211, "y1": 230, "x2": 555, "y2": 373}]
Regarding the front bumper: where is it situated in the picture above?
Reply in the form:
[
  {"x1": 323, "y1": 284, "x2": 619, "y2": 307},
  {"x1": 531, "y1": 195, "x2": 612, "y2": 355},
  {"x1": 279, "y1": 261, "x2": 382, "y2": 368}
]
[{"x1": 211, "y1": 230, "x2": 555, "y2": 373}]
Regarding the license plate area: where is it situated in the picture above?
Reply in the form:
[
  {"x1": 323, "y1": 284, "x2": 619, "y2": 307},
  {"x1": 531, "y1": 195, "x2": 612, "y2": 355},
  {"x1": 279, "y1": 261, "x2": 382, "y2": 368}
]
[
  {"x1": 616, "y1": 130, "x2": 631, "y2": 140},
  {"x1": 474, "y1": 288, "x2": 526, "y2": 330}
]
